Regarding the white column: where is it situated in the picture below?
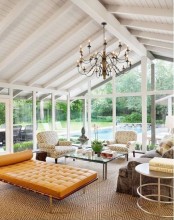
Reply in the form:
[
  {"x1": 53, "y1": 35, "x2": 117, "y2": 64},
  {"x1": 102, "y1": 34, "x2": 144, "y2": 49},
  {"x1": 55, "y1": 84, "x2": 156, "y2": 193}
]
[
  {"x1": 52, "y1": 93, "x2": 55, "y2": 130},
  {"x1": 141, "y1": 56, "x2": 148, "y2": 152},
  {"x1": 87, "y1": 80, "x2": 92, "y2": 145},
  {"x1": 112, "y1": 74, "x2": 116, "y2": 139},
  {"x1": 168, "y1": 97, "x2": 172, "y2": 116},
  {"x1": 67, "y1": 93, "x2": 70, "y2": 140},
  {"x1": 33, "y1": 91, "x2": 37, "y2": 150}
]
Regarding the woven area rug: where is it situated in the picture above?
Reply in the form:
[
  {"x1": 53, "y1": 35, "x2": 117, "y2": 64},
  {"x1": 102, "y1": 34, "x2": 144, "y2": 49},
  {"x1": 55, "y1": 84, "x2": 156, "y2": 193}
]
[{"x1": 0, "y1": 156, "x2": 173, "y2": 220}]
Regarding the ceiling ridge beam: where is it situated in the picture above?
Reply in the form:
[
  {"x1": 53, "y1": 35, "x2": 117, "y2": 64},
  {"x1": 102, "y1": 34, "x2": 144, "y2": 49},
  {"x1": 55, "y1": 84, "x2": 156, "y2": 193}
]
[
  {"x1": 0, "y1": 0, "x2": 35, "y2": 37},
  {"x1": 106, "y1": 5, "x2": 173, "y2": 18},
  {"x1": 130, "y1": 30, "x2": 173, "y2": 43},
  {"x1": 1, "y1": 1, "x2": 72, "y2": 77},
  {"x1": 71, "y1": 0, "x2": 147, "y2": 57},
  {"x1": 121, "y1": 19, "x2": 173, "y2": 32},
  {"x1": 9, "y1": 16, "x2": 91, "y2": 84}
]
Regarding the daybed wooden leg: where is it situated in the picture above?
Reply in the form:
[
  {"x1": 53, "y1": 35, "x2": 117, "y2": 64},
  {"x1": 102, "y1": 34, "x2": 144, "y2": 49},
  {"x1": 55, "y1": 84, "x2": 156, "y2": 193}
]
[
  {"x1": 55, "y1": 158, "x2": 57, "y2": 164},
  {"x1": 126, "y1": 154, "x2": 128, "y2": 161},
  {"x1": 49, "y1": 196, "x2": 53, "y2": 213},
  {"x1": 83, "y1": 187, "x2": 86, "y2": 194}
]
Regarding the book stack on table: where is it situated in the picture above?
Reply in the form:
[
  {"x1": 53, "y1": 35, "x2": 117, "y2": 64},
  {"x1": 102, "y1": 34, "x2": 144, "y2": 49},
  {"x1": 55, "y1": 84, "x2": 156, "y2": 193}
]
[{"x1": 149, "y1": 157, "x2": 174, "y2": 173}]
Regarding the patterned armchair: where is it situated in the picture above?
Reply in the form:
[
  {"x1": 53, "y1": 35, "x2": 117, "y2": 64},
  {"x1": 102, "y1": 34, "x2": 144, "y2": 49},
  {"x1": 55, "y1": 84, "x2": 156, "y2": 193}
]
[
  {"x1": 107, "y1": 131, "x2": 137, "y2": 160},
  {"x1": 37, "y1": 131, "x2": 76, "y2": 163}
]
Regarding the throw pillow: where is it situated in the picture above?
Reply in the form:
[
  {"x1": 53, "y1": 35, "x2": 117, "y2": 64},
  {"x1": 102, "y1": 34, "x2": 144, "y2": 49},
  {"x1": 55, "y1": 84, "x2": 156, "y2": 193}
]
[{"x1": 156, "y1": 140, "x2": 173, "y2": 155}]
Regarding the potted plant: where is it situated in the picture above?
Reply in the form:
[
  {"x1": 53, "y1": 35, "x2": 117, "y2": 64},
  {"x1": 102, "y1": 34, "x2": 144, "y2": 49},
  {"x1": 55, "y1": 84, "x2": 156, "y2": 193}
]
[{"x1": 91, "y1": 124, "x2": 103, "y2": 155}]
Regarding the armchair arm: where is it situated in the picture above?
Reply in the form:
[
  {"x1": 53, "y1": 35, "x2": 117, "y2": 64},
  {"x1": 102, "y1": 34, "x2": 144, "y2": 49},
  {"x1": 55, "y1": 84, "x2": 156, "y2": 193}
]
[
  {"x1": 106, "y1": 140, "x2": 116, "y2": 145},
  {"x1": 127, "y1": 158, "x2": 150, "y2": 171},
  {"x1": 58, "y1": 140, "x2": 72, "y2": 146},
  {"x1": 38, "y1": 143, "x2": 55, "y2": 152},
  {"x1": 127, "y1": 141, "x2": 136, "y2": 151}
]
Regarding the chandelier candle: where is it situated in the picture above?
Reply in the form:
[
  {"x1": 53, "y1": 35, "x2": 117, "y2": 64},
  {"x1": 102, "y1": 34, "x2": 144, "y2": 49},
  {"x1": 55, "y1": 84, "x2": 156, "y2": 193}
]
[{"x1": 77, "y1": 22, "x2": 131, "y2": 80}]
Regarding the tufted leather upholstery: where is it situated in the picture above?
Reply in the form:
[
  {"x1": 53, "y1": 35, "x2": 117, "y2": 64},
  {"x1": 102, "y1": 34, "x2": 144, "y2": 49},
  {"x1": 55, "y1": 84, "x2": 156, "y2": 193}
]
[
  {"x1": 107, "y1": 131, "x2": 137, "y2": 160},
  {"x1": 0, "y1": 151, "x2": 97, "y2": 199},
  {"x1": 37, "y1": 131, "x2": 76, "y2": 162}
]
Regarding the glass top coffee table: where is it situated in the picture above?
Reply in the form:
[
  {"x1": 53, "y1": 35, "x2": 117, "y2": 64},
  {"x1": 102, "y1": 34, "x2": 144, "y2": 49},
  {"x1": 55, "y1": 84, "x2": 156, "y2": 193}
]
[{"x1": 65, "y1": 150, "x2": 125, "y2": 180}]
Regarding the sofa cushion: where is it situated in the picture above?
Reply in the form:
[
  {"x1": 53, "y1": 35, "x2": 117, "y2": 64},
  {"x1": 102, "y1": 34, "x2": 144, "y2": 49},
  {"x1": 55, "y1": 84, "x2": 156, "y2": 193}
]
[
  {"x1": 162, "y1": 147, "x2": 174, "y2": 159},
  {"x1": 156, "y1": 139, "x2": 173, "y2": 155}
]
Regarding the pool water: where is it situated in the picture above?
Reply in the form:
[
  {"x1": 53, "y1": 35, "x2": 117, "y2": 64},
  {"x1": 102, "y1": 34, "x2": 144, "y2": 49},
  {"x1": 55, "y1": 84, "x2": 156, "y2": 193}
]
[{"x1": 91, "y1": 126, "x2": 143, "y2": 141}]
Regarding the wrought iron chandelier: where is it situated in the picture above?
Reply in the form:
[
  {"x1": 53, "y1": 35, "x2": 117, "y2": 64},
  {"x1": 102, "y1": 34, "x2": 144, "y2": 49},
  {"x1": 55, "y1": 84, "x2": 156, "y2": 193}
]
[{"x1": 77, "y1": 22, "x2": 131, "y2": 80}]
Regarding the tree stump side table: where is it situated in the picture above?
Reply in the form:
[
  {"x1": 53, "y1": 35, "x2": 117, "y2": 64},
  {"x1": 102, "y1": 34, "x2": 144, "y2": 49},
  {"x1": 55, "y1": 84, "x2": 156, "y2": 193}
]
[{"x1": 34, "y1": 151, "x2": 47, "y2": 162}]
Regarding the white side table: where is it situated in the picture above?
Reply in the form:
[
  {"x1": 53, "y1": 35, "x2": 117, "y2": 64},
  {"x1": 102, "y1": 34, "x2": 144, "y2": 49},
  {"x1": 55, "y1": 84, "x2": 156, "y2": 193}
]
[{"x1": 135, "y1": 163, "x2": 174, "y2": 218}]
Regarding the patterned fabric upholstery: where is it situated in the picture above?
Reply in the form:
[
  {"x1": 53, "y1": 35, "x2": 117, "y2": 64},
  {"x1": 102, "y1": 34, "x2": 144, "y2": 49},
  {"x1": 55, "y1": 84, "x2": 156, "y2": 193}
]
[
  {"x1": 107, "y1": 131, "x2": 137, "y2": 159},
  {"x1": 37, "y1": 131, "x2": 76, "y2": 159}
]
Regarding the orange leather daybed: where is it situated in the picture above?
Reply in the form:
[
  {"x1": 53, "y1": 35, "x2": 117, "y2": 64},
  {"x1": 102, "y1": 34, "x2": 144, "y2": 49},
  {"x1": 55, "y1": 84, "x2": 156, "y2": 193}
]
[{"x1": 0, "y1": 150, "x2": 97, "y2": 212}]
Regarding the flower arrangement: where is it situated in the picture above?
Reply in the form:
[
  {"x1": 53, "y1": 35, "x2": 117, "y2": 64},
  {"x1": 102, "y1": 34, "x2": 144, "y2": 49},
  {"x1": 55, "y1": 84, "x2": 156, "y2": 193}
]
[{"x1": 92, "y1": 124, "x2": 103, "y2": 153}]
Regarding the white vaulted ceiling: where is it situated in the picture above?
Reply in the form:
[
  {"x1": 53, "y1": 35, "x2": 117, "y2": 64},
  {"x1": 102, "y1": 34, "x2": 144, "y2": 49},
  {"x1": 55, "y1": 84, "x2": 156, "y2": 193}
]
[{"x1": 0, "y1": 0, "x2": 173, "y2": 99}]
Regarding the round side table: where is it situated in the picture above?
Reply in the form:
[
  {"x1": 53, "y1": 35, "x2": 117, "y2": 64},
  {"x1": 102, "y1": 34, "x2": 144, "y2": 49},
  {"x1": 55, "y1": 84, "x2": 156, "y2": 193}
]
[{"x1": 135, "y1": 163, "x2": 174, "y2": 218}]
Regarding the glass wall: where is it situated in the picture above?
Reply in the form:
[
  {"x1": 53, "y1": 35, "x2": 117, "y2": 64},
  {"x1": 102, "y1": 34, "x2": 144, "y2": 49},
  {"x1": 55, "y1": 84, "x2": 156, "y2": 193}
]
[
  {"x1": 91, "y1": 98, "x2": 113, "y2": 141},
  {"x1": 0, "y1": 101, "x2": 6, "y2": 152},
  {"x1": 116, "y1": 66, "x2": 141, "y2": 93},
  {"x1": 36, "y1": 93, "x2": 52, "y2": 132},
  {"x1": 55, "y1": 100, "x2": 67, "y2": 139},
  {"x1": 116, "y1": 96, "x2": 142, "y2": 149},
  {"x1": 13, "y1": 91, "x2": 33, "y2": 152}
]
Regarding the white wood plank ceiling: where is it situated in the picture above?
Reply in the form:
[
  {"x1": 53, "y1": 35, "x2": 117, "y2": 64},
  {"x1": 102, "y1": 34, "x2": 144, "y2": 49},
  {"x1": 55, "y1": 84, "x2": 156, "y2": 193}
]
[{"x1": 0, "y1": 0, "x2": 173, "y2": 100}]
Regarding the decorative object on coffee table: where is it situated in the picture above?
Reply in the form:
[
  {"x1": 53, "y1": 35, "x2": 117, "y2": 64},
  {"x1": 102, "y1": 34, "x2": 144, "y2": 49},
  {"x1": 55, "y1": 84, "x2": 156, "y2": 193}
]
[
  {"x1": 78, "y1": 127, "x2": 89, "y2": 148},
  {"x1": 92, "y1": 140, "x2": 103, "y2": 156},
  {"x1": 92, "y1": 124, "x2": 103, "y2": 156}
]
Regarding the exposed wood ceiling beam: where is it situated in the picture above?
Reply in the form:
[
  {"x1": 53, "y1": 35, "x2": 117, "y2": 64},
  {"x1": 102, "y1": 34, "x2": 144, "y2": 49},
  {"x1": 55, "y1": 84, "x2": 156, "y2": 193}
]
[
  {"x1": 138, "y1": 39, "x2": 173, "y2": 50},
  {"x1": 0, "y1": 0, "x2": 34, "y2": 36},
  {"x1": 146, "y1": 46, "x2": 173, "y2": 58},
  {"x1": 106, "y1": 5, "x2": 173, "y2": 18},
  {"x1": 10, "y1": 18, "x2": 91, "y2": 86},
  {"x1": 71, "y1": 0, "x2": 147, "y2": 57},
  {"x1": 59, "y1": 74, "x2": 84, "y2": 90},
  {"x1": 0, "y1": 82, "x2": 67, "y2": 95},
  {"x1": 27, "y1": 18, "x2": 94, "y2": 86},
  {"x1": 121, "y1": 19, "x2": 173, "y2": 33},
  {"x1": 2, "y1": 1, "x2": 72, "y2": 81},
  {"x1": 130, "y1": 30, "x2": 173, "y2": 43}
]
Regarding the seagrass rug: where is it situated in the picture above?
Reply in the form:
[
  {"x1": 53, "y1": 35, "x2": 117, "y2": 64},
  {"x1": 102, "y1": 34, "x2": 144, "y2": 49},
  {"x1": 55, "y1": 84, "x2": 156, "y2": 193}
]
[{"x1": 0, "y1": 156, "x2": 173, "y2": 220}]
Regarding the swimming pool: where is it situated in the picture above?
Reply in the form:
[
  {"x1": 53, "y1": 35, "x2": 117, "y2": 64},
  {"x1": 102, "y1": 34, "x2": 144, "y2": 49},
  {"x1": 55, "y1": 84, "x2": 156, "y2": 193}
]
[{"x1": 70, "y1": 125, "x2": 145, "y2": 141}]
